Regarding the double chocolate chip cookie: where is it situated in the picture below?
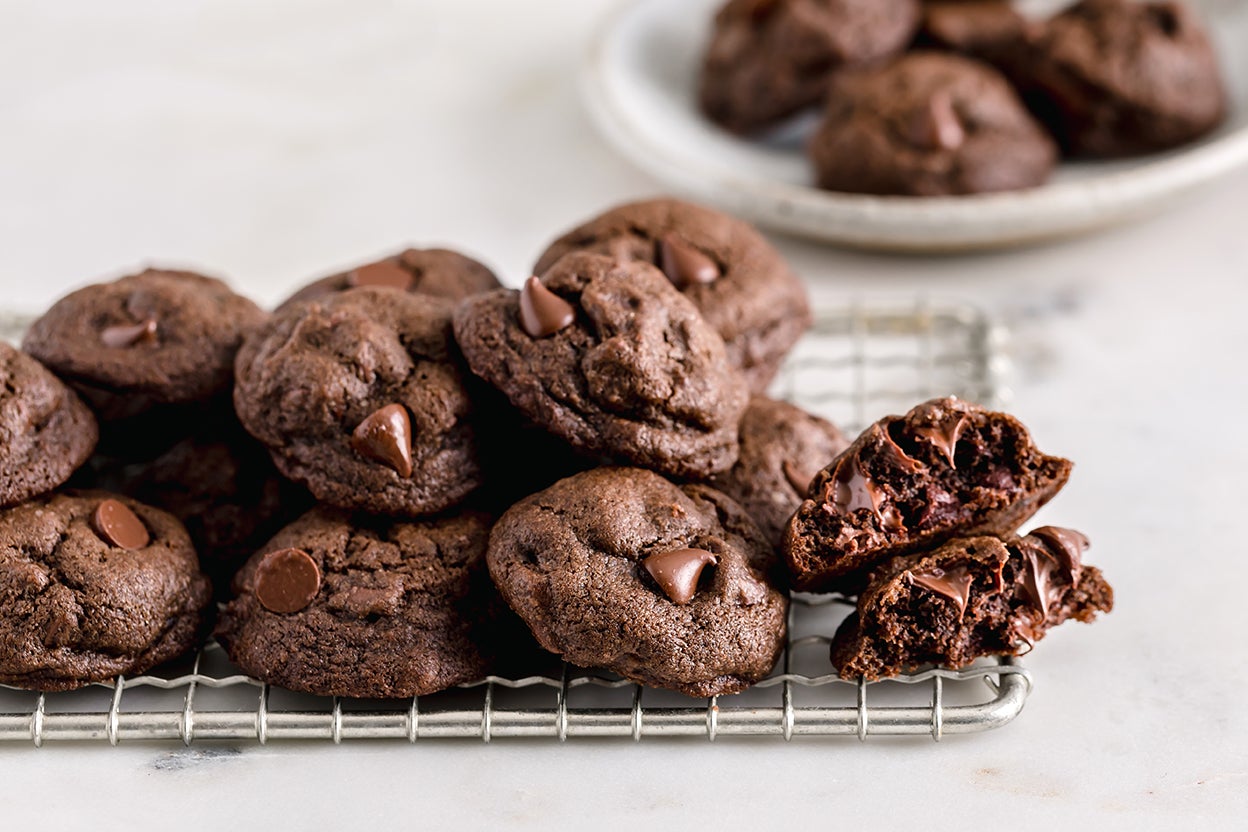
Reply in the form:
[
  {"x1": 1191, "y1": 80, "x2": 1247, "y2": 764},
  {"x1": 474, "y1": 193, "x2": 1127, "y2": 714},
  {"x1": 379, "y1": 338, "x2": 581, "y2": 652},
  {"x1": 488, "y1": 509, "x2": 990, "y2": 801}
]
[
  {"x1": 277, "y1": 247, "x2": 502, "y2": 311},
  {"x1": 0, "y1": 343, "x2": 98, "y2": 508},
  {"x1": 700, "y1": 0, "x2": 921, "y2": 134},
  {"x1": 0, "y1": 492, "x2": 211, "y2": 690},
  {"x1": 234, "y1": 287, "x2": 484, "y2": 517},
  {"x1": 1017, "y1": 0, "x2": 1227, "y2": 157},
  {"x1": 217, "y1": 507, "x2": 524, "y2": 698},
  {"x1": 454, "y1": 252, "x2": 749, "y2": 480},
  {"x1": 785, "y1": 397, "x2": 1072, "y2": 593},
  {"x1": 810, "y1": 52, "x2": 1058, "y2": 196},
  {"x1": 22, "y1": 269, "x2": 266, "y2": 440},
  {"x1": 488, "y1": 468, "x2": 789, "y2": 696},
  {"x1": 832, "y1": 526, "x2": 1115, "y2": 679},
  {"x1": 534, "y1": 198, "x2": 811, "y2": 392},
  {"x1": 709, "y1": 396, "x2": 848, "y2": 550}
]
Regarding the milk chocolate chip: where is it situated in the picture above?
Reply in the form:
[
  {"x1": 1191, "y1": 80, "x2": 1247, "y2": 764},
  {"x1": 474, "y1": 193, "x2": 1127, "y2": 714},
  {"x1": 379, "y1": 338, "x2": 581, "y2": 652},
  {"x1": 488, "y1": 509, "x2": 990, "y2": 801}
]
[
  {"x1": 254, "y1": 548, "x2": 321, "y2": 614},
  {"x1": 658, "y1": 234, "x2": 720, "y2": 289},
  {"x1": 100, "y1": 319, "x2": 158, "y2": 348},
  {"x1": 518, "y1": 276, "x2": 575, "y2": 338},
  {"x1": 908, "y1": 564, "x2": 974, "y2": 618},
  {"x1": 348, "y1": 261, "x2": 414, "y2": 291},
  {"x1": 914, "y1": 411, "x2": 968, "y2": 467},
  {"x1": 644, "y1": 548, "x2": 718, "y2": 605},
  {"x1": 92, "y1": 498, "x2": 151, "y2": 550},
  {"x1": 351, "y1": 404, "x2": 413, "y2": 478}
]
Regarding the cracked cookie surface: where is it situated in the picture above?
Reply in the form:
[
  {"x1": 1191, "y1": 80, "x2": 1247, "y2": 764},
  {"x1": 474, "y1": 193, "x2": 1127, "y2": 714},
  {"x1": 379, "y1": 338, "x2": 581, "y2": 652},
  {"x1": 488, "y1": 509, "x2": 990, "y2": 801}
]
[
  {"x1": 487, "y1": 467, "x2": 789, "y2": 697},
  {"x1": 0, "y1": 491, "x2": 210, "y2": 690}
]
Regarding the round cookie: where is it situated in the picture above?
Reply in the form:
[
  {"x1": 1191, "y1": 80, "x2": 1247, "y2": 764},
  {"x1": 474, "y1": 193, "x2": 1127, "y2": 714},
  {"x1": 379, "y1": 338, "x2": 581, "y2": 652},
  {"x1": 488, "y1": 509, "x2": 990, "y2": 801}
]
[
  {"x1": 0, "y1": 491, "x2": 211, "y2": 691},
  {"x1": 809, "y1": 52, "x2": 1058, "y2": 196},
  {"x1": 700, "y1": 0, "x2": 921, "y2": 134},
  {"x1": 488, "y1": 467, "x2": 789, "y2": 697},
  {"x1": 277, "y1": 247, "x2": 502, "y2": 312},
  {"x1": 533, "y1": 198, "x2": 811, "y2": 393},
  {"x1": 234, "y1": 287, "x2": 484, "y2": 517},
  {"x1": 1017, "y1": 0, "x2": 1227, "y2": 157},
  {"x1": 708, "y1": 396, "x2": 848, "y2": 550},
  {"x1": 23, "y1": 269, "x2": 266, "y2": 422},
  {"x1": 0, "y1": 343, "x2": 99, "y2": 507},
  {"x1": 216, "y1": 507, "x2": 522, "y2": 698},
  {"x1": 454, "y1": 252, "x2": 749, "y2": 480}
]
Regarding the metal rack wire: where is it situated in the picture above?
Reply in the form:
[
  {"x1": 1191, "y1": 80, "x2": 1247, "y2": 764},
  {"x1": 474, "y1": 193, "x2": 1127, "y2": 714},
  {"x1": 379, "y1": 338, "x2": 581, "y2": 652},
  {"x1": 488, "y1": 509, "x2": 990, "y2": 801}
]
[{"x1": 0, "y1": 298, "x2": 1029, "y2": 745}]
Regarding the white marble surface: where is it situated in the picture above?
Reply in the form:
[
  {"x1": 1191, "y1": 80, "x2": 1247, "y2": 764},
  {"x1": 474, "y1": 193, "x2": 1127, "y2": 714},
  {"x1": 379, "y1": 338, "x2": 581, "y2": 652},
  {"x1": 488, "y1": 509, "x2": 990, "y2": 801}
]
[{"x1": 2, "y1": 1, "x2": 1246, "y2": 828}]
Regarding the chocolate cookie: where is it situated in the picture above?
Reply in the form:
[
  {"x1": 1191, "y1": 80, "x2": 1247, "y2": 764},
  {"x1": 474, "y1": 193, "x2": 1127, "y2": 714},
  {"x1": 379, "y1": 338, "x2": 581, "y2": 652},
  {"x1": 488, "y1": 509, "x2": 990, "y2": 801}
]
[
  {"x1": 1017, "y1": 0, "x2": 1227, "y2": 157},
  {"x1": 809, "y1": 52, "x2": 1058, "y2": 195},
  {"x1": 533, "y1": 198, "x2": 811, "y2": 393},
  {"x1": 831, "y1": 527, "x2": 1114, "y2": 679},
  {"x1": 0, "y1": 343, "x2": 99, "y2": 508},
  {"x1": 454, "y1": 252, "x2": 749, "y2": 480},
  {"x1": 785, "y1": 397, "x2": 1071, "y2": 593},
  {"x1": 488, "y1": 467, "x2": 789, "y2": 697},
  {"x1": 699, "y1": 0, "x2": 921, "y2": 134},
  {"x1": 916, "y1": 1, "x2": 1030, "y2": 63},
  {"x1": 22, "y1": 269, "x2": 266, "y2": 426},
  {"x1": 234, "y1": 287, "x2": 484, "y2": 517},
  {"x1": 216, "y1": 507, "x2": 522, "y2": 698},
  {"x1": 708, "y1": 396, "x2": 848, "y2": 550},
  {"x1": 277, "y1": 247, "x2": 502, "y2": 312},
  {"x1": 89, "y1": 424, "x2": 313, "y2": 587},
  {"x1": 0, "y1": 491, "x2": 211, "y2": 691}
]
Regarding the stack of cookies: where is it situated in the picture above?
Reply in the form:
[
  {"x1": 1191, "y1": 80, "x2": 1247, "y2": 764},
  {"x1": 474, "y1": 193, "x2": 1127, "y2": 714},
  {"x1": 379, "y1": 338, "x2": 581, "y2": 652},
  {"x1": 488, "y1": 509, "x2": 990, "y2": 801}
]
[
  {"x1": 0, "y1": 197, "x2": 1112, "y2": 698},
  {"x1": 700, "y1": 0, "x2": 1228, "y2": 195}
]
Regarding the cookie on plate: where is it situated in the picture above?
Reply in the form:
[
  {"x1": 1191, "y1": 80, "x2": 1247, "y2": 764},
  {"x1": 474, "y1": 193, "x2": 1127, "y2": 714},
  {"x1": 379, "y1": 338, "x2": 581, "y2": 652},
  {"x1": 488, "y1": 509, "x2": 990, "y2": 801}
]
[
  {"x1": 533, "y1": 198, "x2": 811, "y2": 393},
  {"x1": 699, "y1": 0, "x2": 921, "y2": 134},
  {"x1": 809, "y1": 52, "x2": 1058, "y2": 195},
  {"x1": 217, "y1": 507, "x2": 525, "y2": 698},
  {"x1": 234, "y1": 287, "x2": 485, "y2": 517},
  {"x1": 22, "y1": 269, "x2": 266, "y2": 426},
  {"x1": 0, "y1": 491, "x2": 211, "y2": 691},
  {"x1": 708, "y1": 396, "x2": 848, "y2": 550},
  {"x1": 1017, "y1": 0, "x2": 1227, "y2": 157},
  {"x1": 784, "y1": 397, "x2": 1072, "y2": 593},
  {"x1": 488, "y1": 467, "x2": 789, "y2": 697},
  {"x1": 277, "y1": 247, "x2": 502, "y2": 312},
  {"x1": 0, "y1": 343, "x2": 99, "y2": 508},
  {"x1": 454, "y1": 252, "x2": 749, "y2": 480},
  {"x1": 831, "y1": 527, "x2": 1114, "y2": 679},
  {"x1": 916, "y1": 1, "x2": 1031, "y2": 64}
]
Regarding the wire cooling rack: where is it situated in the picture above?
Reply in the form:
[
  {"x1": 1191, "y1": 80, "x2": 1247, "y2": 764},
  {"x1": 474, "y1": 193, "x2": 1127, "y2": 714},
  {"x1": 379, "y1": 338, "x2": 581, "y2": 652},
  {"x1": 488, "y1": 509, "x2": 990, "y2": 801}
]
[{"x1": 0, "y1": 299, "x2": 1031, "y2": 745}]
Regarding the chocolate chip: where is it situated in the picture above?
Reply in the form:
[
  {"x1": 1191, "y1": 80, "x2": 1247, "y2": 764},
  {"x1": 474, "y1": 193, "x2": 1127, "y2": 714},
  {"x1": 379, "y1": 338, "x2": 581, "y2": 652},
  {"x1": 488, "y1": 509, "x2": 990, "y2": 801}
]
[
  {"x1": 644, "y1": 548, "x2": 718, "y2": 605},
  {"x1": 348, "y1": 261, "x2": 414, "y2": 291},
  {"x1": 351, "y1": 404, "x2": 413, "y2": 477},
  {"x1": 1018, "y1": 543, "x2": 1063, "y2": 619},
  {"x1": 658, "y1": 234, "x2": 720, "y2": 289},
  {"x1": 908, "y1": 564, "x2": 974, "y2": 619},
  {"x1": 908, "y1": 91, "x2": 966, "y2": 151},
  {"x1": 782, "y1": 459, "x2": 816, "y2": 496},
  {"x1": 518, "y1": 276, "x2": 576, "y2": 338},
  {"x1": 100, "y1": 319, "x2": 158, "y2": 348},
  {"x1": 92, "y1": 498, "x2": 151, "y2": 550},
  {"x1": 1029, "y1": 526, "x2": 1088, "y2": 576},
  {"x1": 822, "y1": 455, "x2": 903, "y2": 531},
  {"x1": 254, "y1": 548, "x2": 321, "y2": 614},
  {"x1": 914, "y1": 411, "x2": 968, "y2": 468}
]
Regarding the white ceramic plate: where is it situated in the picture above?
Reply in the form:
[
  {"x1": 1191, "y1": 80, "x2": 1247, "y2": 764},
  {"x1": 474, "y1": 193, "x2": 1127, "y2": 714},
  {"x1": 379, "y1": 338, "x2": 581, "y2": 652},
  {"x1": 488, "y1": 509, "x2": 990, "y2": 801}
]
[{"x1": 582, "y1": 0, "x2": 1248, "y2": 251}]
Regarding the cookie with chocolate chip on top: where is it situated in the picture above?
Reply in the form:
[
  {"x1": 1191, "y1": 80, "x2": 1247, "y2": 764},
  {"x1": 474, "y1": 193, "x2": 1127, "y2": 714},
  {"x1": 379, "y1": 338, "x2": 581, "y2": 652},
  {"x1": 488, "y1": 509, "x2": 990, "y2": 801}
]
[
  {"x1": 216, "y1": 507, "x2": 529, "y2": 698},
  {"x1": 234, "y1": 287, "x2": 484, "y2": 517},
  {"x1": 22, "y1": 269, "x2": 266, "y2": 452},
  {"x1": 454, "y1": 252, "x2": 749, "y2": 480},
  {"x1": 532, "y1": 198, "x2": 811, "y2": 393},
  {"x1": 0, "y1": 342, "x2": 99, "y2": 507},
  {"x1": 0, "y1": 491, "x2": 211, "y2": 691},
  {"x1": 831, "y1": 526, "x2": 1114, "y2": 679},
  {"x1": 277, "y1": 247, "x2": 502, "y2": 312},
  {"x1": 487, "y1": 467, "x2": 789, "y2": 697},
  {"x1": 784, "y1": 397, "x2": 1072, "y2": 593}
]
